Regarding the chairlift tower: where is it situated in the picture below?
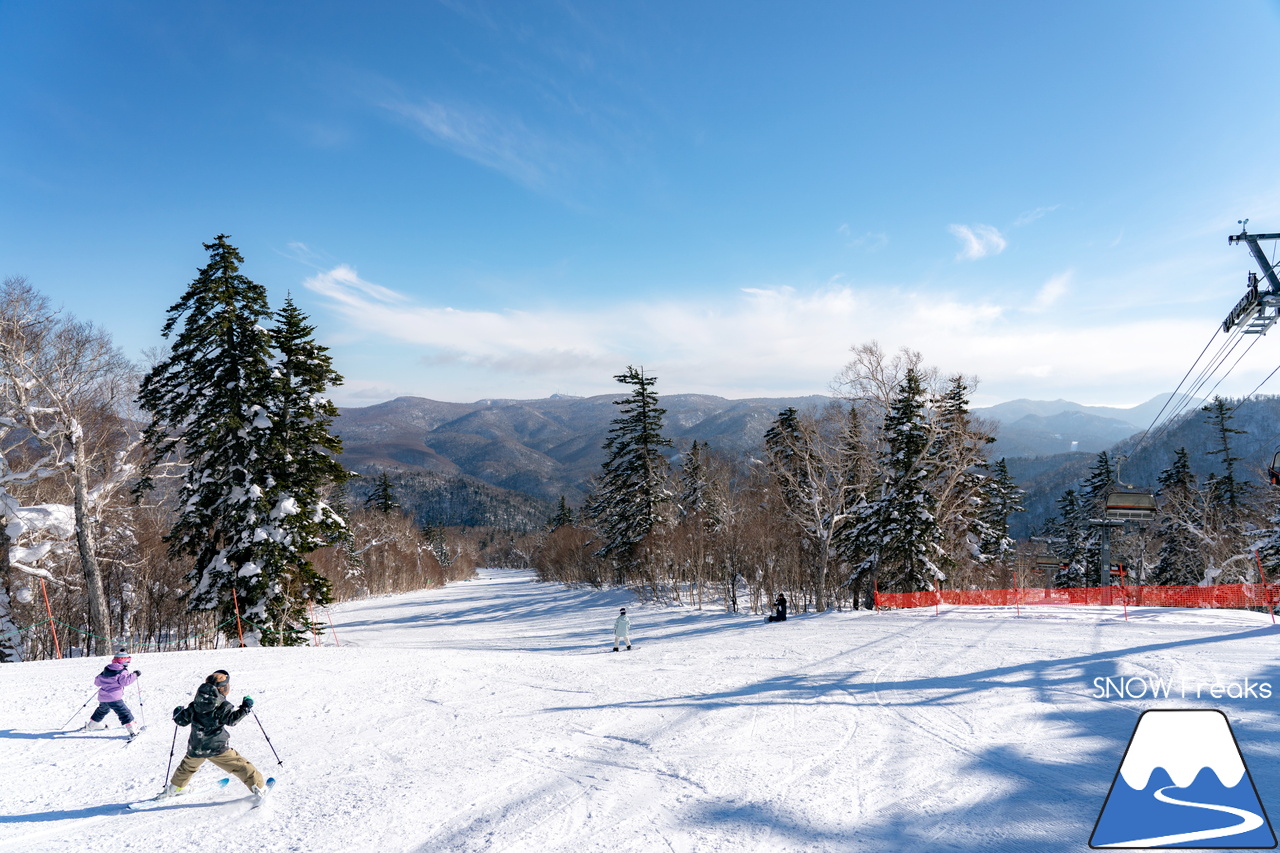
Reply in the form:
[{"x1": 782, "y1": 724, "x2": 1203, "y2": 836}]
[
  {"x1": 1093, "y1": 455, "x2": 1156, "y2": 593},
  {"x1": 1223, "y1": 222, "x2": 1280, "y2": 335}
]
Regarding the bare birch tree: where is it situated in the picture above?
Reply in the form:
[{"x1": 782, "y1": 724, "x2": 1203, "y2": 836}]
[{"x1": 0, "y1": 276, "x2": 139, "y2": 656}]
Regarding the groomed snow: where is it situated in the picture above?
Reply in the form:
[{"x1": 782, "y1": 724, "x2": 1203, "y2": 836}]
[{"x1": 4, "y1": 568, "x2": 1280, "y2": 852}]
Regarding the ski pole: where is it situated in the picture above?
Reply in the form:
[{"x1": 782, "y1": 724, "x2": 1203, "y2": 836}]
[
  {"x1": 164, "y1": 723, "x2": 178, "y2": 787},
  {"x1": 136, "y1": 679, "x2": 147, "y2": 728},
  {"x1": 250, "y1": 709, "x2": 283, "y2": 765},
  {"x1": 60, "y1": 691, "x2": 98, "y2": 729}
]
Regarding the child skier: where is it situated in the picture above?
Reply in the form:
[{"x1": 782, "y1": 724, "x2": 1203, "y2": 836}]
[
  {"x1": 613, "y1": 607, "x2": 631, "y2": 651},
  {"x1": 82, "y1": 649, "x2": 141, "y2": 736},
  {"x1": 160, "y1": 670, "x2": 268, "y2": 802}
]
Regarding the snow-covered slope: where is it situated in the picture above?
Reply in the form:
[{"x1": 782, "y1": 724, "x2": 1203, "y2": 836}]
[{"x1": 4, "y1": 570, "x2": 1280, "y2": 852}]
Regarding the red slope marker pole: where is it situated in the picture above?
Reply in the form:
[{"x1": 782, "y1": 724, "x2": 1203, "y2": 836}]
[
  {"x1": 41, "y1": 579, "x2": 61, "y2": 659},
  {"x1": 231, "y1": 586, "x2": 245, "y2": 647}
]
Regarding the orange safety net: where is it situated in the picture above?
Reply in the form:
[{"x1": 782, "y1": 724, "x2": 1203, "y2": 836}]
[{"x1": 875, "y1": 582, "x2": 1280, "y2": 610}]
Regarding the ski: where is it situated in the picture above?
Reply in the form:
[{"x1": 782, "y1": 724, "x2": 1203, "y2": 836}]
[
  {"x1": 127, "y1": 777, "x2": 230, "y2": 810},
  {"x1": 249, "y1": 777, "x2": 277, "y2": 809},
  {"x1": 122, "y1": 726, "x2": 147, "y2": 746}
]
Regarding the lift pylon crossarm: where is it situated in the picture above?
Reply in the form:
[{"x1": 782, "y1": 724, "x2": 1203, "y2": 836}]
[
  {"x1": 1229, "y1": 230, "x2": 1280, "y2": 293},
  {"x1": 1221, "y1": 228, "x2": 1280, "y2": 334}
]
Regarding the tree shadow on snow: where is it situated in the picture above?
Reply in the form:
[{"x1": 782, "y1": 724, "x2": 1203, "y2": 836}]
[
  {"x1": 549, "y1": 621, "x2": 1280, "y2": 852},
  {"x1": 333, "y1": 581, "x2": 635, "y2": 633}
]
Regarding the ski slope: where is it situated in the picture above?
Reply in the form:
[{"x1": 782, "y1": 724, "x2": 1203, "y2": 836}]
[{"x1": 4, "y1": 568, "x2": 1280, "y2": 852}]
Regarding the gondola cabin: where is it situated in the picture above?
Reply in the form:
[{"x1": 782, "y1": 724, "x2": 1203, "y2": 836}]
[
  {"x1": 1104, "y1": 490, "x2": 1156, "y2": 522},
  {"x1": 1270, "y1": 450, "x2": 1280, "y2": 486}
]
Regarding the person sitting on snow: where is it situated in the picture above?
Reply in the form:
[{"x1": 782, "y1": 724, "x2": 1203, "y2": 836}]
[
  {"x1": 160, "y1": 669, "x2": 267, "y2": 801},
  {"x1": 767, "y1": 593, "x2": 788, "y2": 622},
  {"x1": 613, "y1": 608, "x2": 631, "y2": 651},
  {"x1": 82, "y1": 649, "x2": 141, "y2": 736}
]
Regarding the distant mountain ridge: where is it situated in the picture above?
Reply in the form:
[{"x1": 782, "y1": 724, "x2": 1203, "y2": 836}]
[
  {"x1": 973, "y1": 393, "x2": 1190, "y2": 430},
  {"x1": 333, "y1": 391, "x2": 1226, "y2": 535},
  {"x1": 335, "y1": 393, "x2": 832, "y2": 509},
  {"x1": 973, "y1": 394, "x2": 1197, "y2": 459}
]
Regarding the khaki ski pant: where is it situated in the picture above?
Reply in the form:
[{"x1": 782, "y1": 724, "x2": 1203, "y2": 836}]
[{"x1": 171, "y1": 748, "x2": 265, "y2": 791}]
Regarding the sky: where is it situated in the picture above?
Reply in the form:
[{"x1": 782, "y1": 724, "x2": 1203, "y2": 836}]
[{"x1": 5, "y1": 1, "x2": 1280, "y2": 409}]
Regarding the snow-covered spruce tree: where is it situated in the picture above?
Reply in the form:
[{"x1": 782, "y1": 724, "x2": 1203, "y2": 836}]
[
  {"x1": 257, "y1": 296, "x2": 350, "y2": 642},
  {"x1": 585, "y1": 366, "x2": 673, "y2": 586},
  {"x1": 976, "y1": 458, "x2": 1024, "y2": 567},
  {"x1": 1150, "y1": 448, "x2": 1204, "y2": 585},
  {"x1": 1047, "y1": 489, "x2": 1087, "y2": 587},
  {"x1": 852, "y1": 368, "x2": 943, "y2": 594},
  {"x1": 1077, "y1": 451, "x2": 1114, "y2": 586},
  {"x1": 677, "y1": 441, "x2": 726, "y2": 530},
  {"x1": 422, "y1": 524, "x2": 454, "y2": 569},
  {"x1": 137, "y1": 236, "x2": 346, "y2": 646},
  {"x1": 928, "y1": 375, "x2": 998, "y2": 585}
]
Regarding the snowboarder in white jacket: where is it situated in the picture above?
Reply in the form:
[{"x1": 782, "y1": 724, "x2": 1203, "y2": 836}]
[{"x1": 613, "y1": 608, "x2": 631, "y2": 651}]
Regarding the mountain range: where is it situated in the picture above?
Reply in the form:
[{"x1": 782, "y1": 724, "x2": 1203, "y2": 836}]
[
  {"x1": 335, "y1": 393, "x2": 831, "y2": 510},
  {"x1": 334, "y1": 391, "x2": 1235, "y2": 536}
]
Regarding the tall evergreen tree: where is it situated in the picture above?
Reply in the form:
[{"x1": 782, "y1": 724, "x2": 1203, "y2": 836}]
[
  {"x1": 257, "y1": 296, "x2": 350, "y2": 641},
  {"x1": 1047, "y1": 489, "x2": 1087, "y2": 587},
  {"x1": 678, "y1": 441, "x2": 725, "y2": 531},
  {"x1": 421, "y1": 524, "x2": 454, "y2": 567},
  {"x1": 1202, "y1": 396, "x2": 1247, "y2": 512},
  {"x1": 855, "y1": 368, "x2": 943, "y2": 593},
  {"x1": 976, "y1": 458, "x2": 1024, "y2": 564},
  {"x1": 366, "y1": 472, "x2": 401, "y2": 514},
  {"x1": 1150, "y1": 448, "x2": 1203, "y2": 585},
  {"x1": 136, "y1": 236, "x2": 342, "y2": 646},
  {"x1": 930, "y1": 375, "x2": 996, "y2": 579},
  {"x1": 548, "y1": 496, "x2": 574, "y2": 530},
  {"x1": 763, "y1": 408, "x2": 819, "y2": 531},
  {"x1": 586, "y1": 366, "x2": 673, "y2": 584},
  {"x1": 1078, "y1": 452, "x2": 1114, "y2": 586}
]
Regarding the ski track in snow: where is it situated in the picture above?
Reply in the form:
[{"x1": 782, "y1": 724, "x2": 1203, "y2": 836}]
[{"x1": 4, "y1": 568, "x2": 1280, "y2": 852}]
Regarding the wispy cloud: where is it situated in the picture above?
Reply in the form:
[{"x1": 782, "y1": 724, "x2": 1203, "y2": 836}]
[
  {"x1": 305, "y1": 264, "x2": 412, "y2": 308},
  {"x1": 948, "y1": 223, "x2": 1007, "y2": 261},
  {"x1": 1013, "y1": 205, "x2": 1059, "y2": 227},
  {"x1": 381, "y1": 97, "x2": 558, "y2": 190},
  {"x1": 838, "y1": 224, "x2": 889, "y2": 251},
  {"x1": 1028, "y1": 271, "x2": 1071, "y2": 313}
]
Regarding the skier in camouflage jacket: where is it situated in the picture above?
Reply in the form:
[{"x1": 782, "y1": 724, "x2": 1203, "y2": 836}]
[{"x1": 162, "y1": 670, "x2": 266, "y2": 797}]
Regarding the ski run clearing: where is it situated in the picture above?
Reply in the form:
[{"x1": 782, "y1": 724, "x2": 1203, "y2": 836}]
[{"x1": 5, "y1": 568, "x2": 1280, "y2": 853}]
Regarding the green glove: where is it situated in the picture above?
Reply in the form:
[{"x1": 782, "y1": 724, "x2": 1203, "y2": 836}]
[{"x1": 241, "y1": 695, "x2": 254, "y2": 709}]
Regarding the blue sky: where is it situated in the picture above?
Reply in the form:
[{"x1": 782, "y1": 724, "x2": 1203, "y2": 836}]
[{"x1": 5, "y1": 1, "x2": 1280, "y2": 409}]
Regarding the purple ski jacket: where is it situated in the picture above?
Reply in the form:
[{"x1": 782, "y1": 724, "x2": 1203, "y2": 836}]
[{"x1": 94, "y1": 663, "x2": 138, "y2": 702}]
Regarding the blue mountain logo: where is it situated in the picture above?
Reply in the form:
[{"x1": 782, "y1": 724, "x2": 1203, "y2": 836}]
[{"x1": 1091, "y1": 709, "x2": 1276, "y2": 848}]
